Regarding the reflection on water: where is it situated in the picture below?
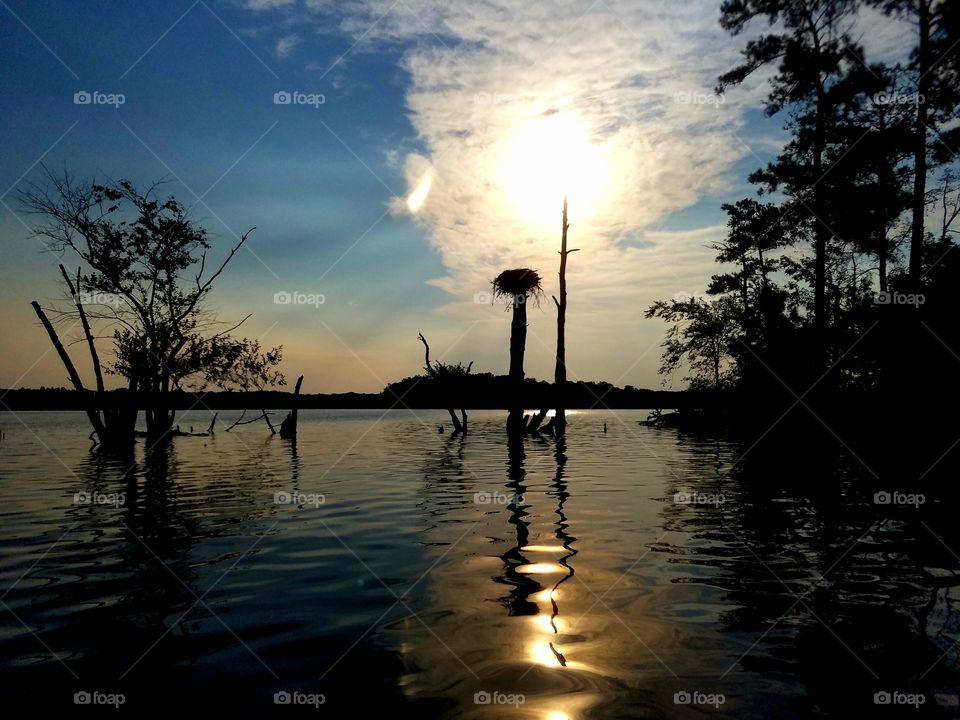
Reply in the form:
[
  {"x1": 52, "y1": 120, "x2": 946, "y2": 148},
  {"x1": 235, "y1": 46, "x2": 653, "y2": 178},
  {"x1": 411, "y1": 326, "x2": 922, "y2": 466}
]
[{"x1": 1, "y1": 409, "x2": 959, "y2": 716}]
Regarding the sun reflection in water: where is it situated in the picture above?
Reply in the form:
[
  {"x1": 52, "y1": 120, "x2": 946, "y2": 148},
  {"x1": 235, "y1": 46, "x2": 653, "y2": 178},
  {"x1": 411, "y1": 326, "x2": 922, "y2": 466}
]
[
  {"x1": 529, "y1": 640, "x2": 563, "y2": 666},
  {"x1": 521, "y1": 544, "x2": 567, "y2": 553},
  {"x1": 516, "y1": 562, "x2": 567, "y2": 574},
  {"x1": 531, "y1": 614, "x2": 567, "y2": 632}
]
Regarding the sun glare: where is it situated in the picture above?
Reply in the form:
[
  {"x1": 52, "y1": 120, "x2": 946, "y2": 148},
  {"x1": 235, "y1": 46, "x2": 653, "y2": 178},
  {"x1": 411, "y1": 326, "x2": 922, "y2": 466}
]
[
  {"x1": 499, "y1": 114, "x2": 611, "y2": 230},
  {"x1": 407, "y1": 171, "x2": 432, "y2": 213}
]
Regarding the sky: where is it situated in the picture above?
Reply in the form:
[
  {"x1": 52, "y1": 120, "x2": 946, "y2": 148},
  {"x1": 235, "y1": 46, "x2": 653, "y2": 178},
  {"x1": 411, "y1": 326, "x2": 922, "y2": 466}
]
[{"x1": 0, "y1": 0, "x2": 910, "y2": 393}]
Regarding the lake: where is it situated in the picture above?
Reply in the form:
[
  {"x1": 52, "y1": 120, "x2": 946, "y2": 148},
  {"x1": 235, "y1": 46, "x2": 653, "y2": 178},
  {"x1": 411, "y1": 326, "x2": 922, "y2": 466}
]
[{"x1": 0, "y1": 409, "x2": 957, "y2": 717}]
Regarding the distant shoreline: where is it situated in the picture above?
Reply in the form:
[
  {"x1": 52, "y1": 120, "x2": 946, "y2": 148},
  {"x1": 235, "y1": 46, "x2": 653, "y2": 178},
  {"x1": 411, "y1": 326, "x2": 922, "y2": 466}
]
[{"x1": 0, "y1": 385, "x2": 692, "y2": 412}]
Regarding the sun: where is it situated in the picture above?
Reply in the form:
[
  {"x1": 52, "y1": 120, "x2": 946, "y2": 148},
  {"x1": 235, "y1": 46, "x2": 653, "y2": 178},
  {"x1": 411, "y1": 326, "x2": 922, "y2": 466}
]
[{"x1": 498, "y1": 114, "x2": 611, "y2": 230}]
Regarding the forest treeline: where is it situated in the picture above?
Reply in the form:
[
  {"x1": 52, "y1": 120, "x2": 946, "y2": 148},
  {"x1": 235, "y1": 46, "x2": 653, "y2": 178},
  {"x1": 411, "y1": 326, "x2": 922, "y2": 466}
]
[
  {"x1": 0, "y1": 379, "x2": 691, "y2": 412},
  {"x1": 642, "y1": 0, "x2": 959, "y2": 450}
]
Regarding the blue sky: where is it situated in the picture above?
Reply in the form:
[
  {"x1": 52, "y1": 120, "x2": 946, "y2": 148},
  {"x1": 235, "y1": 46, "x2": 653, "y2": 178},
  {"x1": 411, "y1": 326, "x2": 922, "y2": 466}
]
[{"x1": 0, "y1": 0, "x2": 906, "y2": 392}]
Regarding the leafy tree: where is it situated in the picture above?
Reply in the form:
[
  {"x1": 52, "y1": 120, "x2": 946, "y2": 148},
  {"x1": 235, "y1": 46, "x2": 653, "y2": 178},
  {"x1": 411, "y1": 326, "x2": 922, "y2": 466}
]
[
  {"x1": 20, "y1": 168, "x2": 284, "y2": 444},
  {"x1": 645, "y1": 296, "x2": 742, "y2": 391},
  {"x1": 828, "y1": 64, "x2": 913, "y2": 292},
  {"x1": 866, "y1": 0, "x2": 960, "y2": 282},
  {"x1": 710, "y1": 199, "x2": 795, "y2": 333},
  {"x1": 718, "y1": 0, "x2": 869, "y2": 350}
]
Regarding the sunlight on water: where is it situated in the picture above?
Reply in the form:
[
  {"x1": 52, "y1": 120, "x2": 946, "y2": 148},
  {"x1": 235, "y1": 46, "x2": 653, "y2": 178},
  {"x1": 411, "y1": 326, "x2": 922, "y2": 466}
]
[
  {"x1": 516, "y1": 562, "x2": 568, "y2": 575},
  {"x1": 522, "y1": 544, "x2": 568, "y2": 553},
  {"x1": 0, "y1": 408, "x2": 958, "y2": 717}
]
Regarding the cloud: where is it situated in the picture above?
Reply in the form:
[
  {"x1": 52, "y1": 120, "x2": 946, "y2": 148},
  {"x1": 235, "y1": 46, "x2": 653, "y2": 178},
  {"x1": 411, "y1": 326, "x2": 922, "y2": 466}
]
[
  {"x1": 275, "y1": 33, "x2": 302, "y2": 57},
  {"x1": 855, "y1": 3, "x2": 914, "y2": 67},
  {"x1": 245, "y1": 0, "x2": 298, "y2": 10},
  {"x1": 234, "y1": 0, "x2": 783, "y2": 386},
  {"x1": 369, "y1": 1, "x2": 759, "y2": 312}
]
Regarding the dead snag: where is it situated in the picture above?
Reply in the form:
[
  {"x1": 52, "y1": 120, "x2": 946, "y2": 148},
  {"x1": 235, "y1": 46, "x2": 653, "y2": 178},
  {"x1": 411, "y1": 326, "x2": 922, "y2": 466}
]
[
  {"x1": 279, "y1": 374, "x2": 303, "y2": 439},
  {"x1": 418, "y1": 332, "x2": 471, "y2": 434},
  {"x1": 31, "y1": 301, "x2": 106, "y2": 442}
]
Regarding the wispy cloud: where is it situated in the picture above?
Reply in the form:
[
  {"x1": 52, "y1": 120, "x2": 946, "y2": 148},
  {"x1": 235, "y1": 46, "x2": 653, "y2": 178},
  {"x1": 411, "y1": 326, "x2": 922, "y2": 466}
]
[
  {"x1": 364, "y1": 1, "x2": 760, "y2": 308},
  {"x1": 245, "y1": 0, "x2": 298, "y2": 11},
  {"x1": 275, "y1": 33, "x2": 302, "y2": 57},
  {"x1": 232, "y1": 0, "x2": 782, "y2": 385}
]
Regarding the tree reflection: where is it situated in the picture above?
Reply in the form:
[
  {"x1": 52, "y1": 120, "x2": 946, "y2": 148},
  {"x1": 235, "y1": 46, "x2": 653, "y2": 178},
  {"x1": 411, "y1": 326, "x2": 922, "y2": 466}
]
[
  {"x1": 496, "y1": 434, "x2": 539, "y2": 616},
  {"x1": 662, "y1": 432, "x2": 960, "y2": 715}
]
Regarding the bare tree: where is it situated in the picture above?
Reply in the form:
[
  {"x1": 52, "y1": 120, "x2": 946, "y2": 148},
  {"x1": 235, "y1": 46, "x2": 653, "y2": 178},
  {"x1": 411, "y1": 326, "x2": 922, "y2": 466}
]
[
  {"x1": 551, "y1": 195, "x2": 578, "y2": 438},
  {"x1": 418, "y1": 332, "x2": 472, "y2": 434}
]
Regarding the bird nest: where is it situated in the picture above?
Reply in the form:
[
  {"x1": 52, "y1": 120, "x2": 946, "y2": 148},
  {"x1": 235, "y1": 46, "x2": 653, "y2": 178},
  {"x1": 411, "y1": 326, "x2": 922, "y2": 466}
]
[{"x1": 491, "y1": 268, "x2": 544, "y2": 301}]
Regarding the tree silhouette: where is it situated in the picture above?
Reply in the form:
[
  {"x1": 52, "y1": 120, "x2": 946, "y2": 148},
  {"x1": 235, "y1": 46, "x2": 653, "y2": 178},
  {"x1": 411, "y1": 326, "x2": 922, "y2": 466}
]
[
  {"x1": 418, "y1": 332, "x2": 472, "y2": 434},
  {"x1": 20, "y1": 168, "x2": 284, "y2": 445},
  {"x1": 551, "y1": 196, "x2": 578, "y2": 438},
  {"x1": 492, "y1": 268, "x2": 543, "y2": 437},
  {"x1": 645, "y1": 296, "x2": 740, "y2": 391},
  {"x1": 866, "y1": 0, "x2": 960, "y2": 283},
  {"x1": 718, "y1": 0, "x2": 866, "y2": 362}
]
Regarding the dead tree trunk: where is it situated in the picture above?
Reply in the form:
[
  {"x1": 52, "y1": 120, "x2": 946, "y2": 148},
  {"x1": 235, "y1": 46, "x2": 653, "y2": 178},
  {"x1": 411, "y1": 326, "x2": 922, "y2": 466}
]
[
  {"x1": 31, "y1": 301, "x2": 106, "y2": 443},
  {"x1": 526, "y1": 407, "x2": 549, "y2": 434},
  {"x1": 59, "y1": 266, "x2": 105, "y2": 394},
  {"x1": 56, "y1": 267, "x2": 138, "y2": 448},
  {"x1": 552, "y1": 195, "x2": 578, "y2": 439},
  {"x1": 506, "y1": 296, "x2": 528, "y2": 438},
  {"x1": 262, "y1": 409, "x2": 277, "y2": 434},
  {"x1": 418, "y1": 332, "x2": 469, "y2": 434},
  {"x1": 279, "y1": 375, "x2": 303, "y2": 439},
  {"x1": 445, "y1": 409, "x2": 463, "y2": 434},
  {"x1": 226, "y1": 409, "x2": 276, "y2": 432},
  {"x1": 541, "y1": 414, "x2": 557, "y2": 436}
]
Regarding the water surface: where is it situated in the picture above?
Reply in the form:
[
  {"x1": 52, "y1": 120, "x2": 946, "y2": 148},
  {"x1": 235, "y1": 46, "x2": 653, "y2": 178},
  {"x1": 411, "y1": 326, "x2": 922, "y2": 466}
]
[{"x1": 1, "y1": 409, "x2": 957, "y2": 716}]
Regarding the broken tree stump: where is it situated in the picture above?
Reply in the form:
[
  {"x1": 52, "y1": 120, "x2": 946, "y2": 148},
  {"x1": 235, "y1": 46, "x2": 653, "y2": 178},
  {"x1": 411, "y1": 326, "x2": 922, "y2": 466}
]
[{"x1": 280, "y1": 374, "x2": 303, "y2": 439}]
